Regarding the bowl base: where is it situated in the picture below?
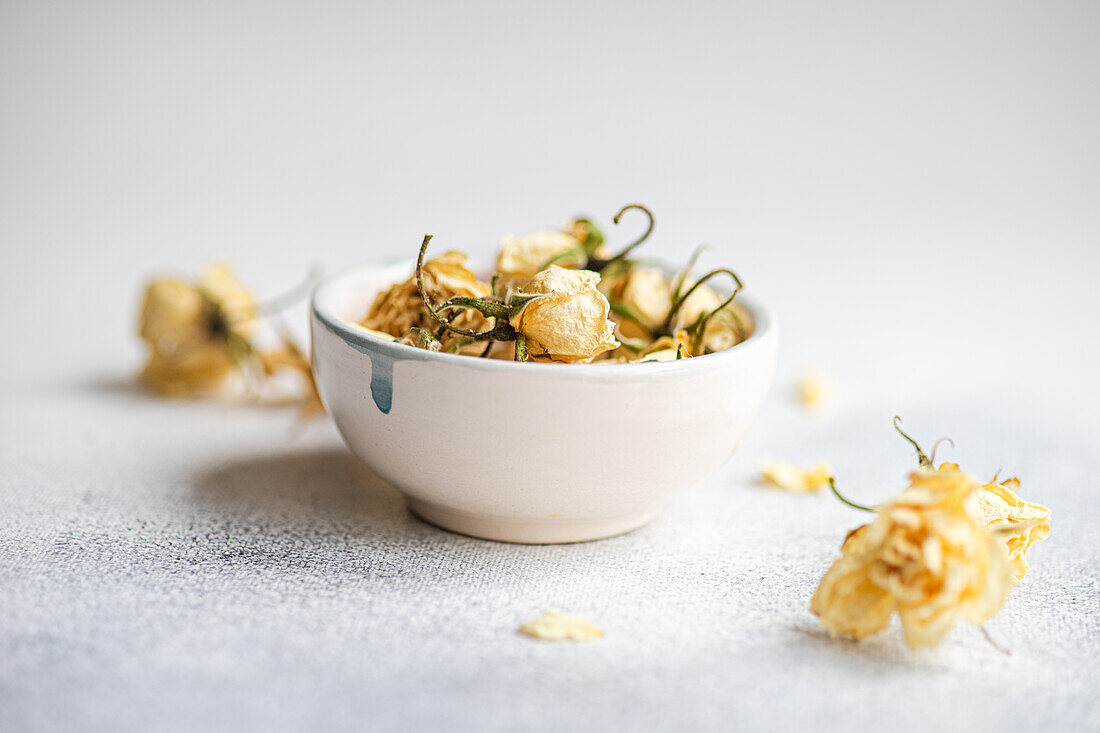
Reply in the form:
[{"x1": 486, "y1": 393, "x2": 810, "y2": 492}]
[{"x1": 406, "y1": 497, "x2": 661, "y2": 544}]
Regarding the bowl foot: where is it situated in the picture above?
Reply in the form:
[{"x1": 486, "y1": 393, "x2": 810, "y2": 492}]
[{"x1": 406, "y1": 498, "x2": 661, "y2": 544}]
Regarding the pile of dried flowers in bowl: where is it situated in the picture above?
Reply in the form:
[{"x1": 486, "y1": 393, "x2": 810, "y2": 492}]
[{"x1": 356, "y1": 204, "x2": 753, "y2": 364}]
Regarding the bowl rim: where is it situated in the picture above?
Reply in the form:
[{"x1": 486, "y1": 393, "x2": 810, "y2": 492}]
[{"x1": 311, "y1": 259, "x2": 776, "y2": 378}]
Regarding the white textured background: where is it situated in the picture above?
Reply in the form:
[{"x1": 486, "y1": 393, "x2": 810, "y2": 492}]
[{"x1": 1, "y1": 1, "x2": 1098, "y2": 731}]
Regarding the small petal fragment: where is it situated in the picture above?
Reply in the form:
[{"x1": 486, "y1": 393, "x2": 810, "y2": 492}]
[
  {"x1": 798, "y1": 373, "x2": 830, "y2": 409},
  {"x1": 518, "y1": 610, "x2": 604, "y2": 641},
  {"x1": 761, "y1": 462, "x2": 834, "y2": 493}
]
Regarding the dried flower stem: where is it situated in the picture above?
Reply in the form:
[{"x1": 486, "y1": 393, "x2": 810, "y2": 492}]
[
  {"x1": 929, "y1": 437, "x2": 955, "y2": 466},
  {"x1": 416, "y1": 234, "x2": 516, "y2": 342},
  {"x1": 660, "y1": 267, "x2": 743, "y2": 337},
  {"x1": 828, "y1": 477, "x2": 875, "y2": 513},
  {"x1": 671, "y1": 244, "x2": 708, "y2": 303},
  {"x1": 979, "y1": 625, "x2": 1013, "y2": 656},
  {"x1": 587, "y1": 203, "x2": 654, "y2": 272},
  {"x1": 893, "y1": 416, "x2": 932, "y2": 469}
]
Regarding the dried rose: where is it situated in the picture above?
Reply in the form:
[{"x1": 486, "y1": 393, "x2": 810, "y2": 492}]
[
  {"x1": 509, "y1": 267, "x2": 619, "y2": 363},
  {"x1": 497, "y1": 205, "x2": 654, "y2": 288},
  {"x1": 892, "y1": 419, "x2": 1050, "y2": 583},
  {"x1": 496, "y1": 231, "x2": 585, "y2": 284},
  {"x1": 138, "y1": 265, "x2": 255, "y2": 396},
  {"x1": 812, "y1": 467, "x2": 1011, "y2": 648}
]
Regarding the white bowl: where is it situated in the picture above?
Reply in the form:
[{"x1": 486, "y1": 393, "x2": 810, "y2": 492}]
[{"x1": 310, "y1": 261, "x2": 778, "y2": 543}]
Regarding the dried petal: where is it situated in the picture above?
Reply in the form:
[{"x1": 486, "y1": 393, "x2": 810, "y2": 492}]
[
  {"x1": 518, "y1": 610, "x2": 603, "y2": 641},
  {"x1": 761, "y1": 462, "x2": 833, "y2": 493},
  {"x1": 617, "y1": 267, "x2": 673, "y2": 332},
  {"x1": 972, "y1": 475, "x2": 1051, "y2": 582},
  {"x1": 798, "y1": 373, "x2": 830, "y2": 409},
  {"x1": 496, "y1": 231, "x2": 584, "y2": 283}
]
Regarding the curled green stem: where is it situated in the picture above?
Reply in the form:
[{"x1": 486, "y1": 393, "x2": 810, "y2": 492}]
[
  {"x1": 671, "y1": 244, "x2": 708, "y2": 303},
  {"x1": 440, "y1": 296, "x2": 511, "y2": 320},
  {"x1": 588, "y1": 203, "x2": 654, "y2": 271},
  {"x1": 540, "y1": 244, "x2": 586, "y2": 271},
  {"x1": 829, "y1": 477, "x2": 875, "y2": 513},
  {"x1": 661, "y1": 267, "x2": 743, "y2": 337},
  {"x1": 893, "y1": 416, "x2": 932, "y2": 469},
  {"x1": 416, "y1": 234, "x2": 502, "y2": 339},
  {"x1": 929, "y1": 437, "x2": 955, "y2": 466}
]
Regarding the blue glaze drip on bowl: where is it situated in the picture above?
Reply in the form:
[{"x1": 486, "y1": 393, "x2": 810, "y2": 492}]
[{"x1": 368, "y1": 351, "x2": 396, "y2": 414}]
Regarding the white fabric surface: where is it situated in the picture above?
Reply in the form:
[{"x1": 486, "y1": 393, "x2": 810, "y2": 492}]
[{"x1": 2, "y1": 2, "x2": 1099, "y2": 731}]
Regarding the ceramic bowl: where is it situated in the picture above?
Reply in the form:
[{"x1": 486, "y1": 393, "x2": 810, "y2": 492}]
[{"x1": 310, "y1": 261, "x2": 778, "y2": 543}]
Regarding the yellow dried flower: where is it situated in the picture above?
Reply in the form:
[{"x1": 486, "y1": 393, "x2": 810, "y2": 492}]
[
  {"x1": 811, "y1": 468, "x2": 1011, "y2": 648},
  {"x1": 518, "y1": 610, "x2": 604, "y2": 641},
  {"x1": 937, "y1": 463, "x2": 1050, "y2": 583},
  {"x1": 496, "y1": 231, "x2": 584, "y2": 284},
  {"x1": 509, "y1": 267, "x2": 619, "y2": 363},
  {"x1": 761, "y1": 462, "x2": 833, "y2": 493},
  {"x1": 361, "y1": 251, "x2": 491, "y2": 353},
  {"x1": 138, "y1": 265, "x2": 255, "y2": 396}
]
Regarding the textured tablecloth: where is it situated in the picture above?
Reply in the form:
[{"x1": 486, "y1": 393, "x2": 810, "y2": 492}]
[{"x1": 2, "y1": 2, "x2": 1098, "y2": 731}]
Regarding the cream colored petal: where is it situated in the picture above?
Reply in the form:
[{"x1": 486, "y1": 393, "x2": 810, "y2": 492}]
[
  {"x1": 797, "y1": 373, "x2": 830, "y2": 409},
  {"x1": 811, "y1": 562, "x2": 896, "y2": 640},
  {"x1": 497, "y1": 231, "x2": 583, "y2": 281},
  {"x1": 619, "y1": 268, "x2": 672, "y2": 331},
  {"x1": 760, "y1": 462, "x2": 833, "y2": 493},
  {"x1": 141, "y1": 344, "x2": 234, "y2": 396},
  {"x1": 676, "y1": 279, "x2": 725, "y2": 325},
  {"x1": 519, "y1": 265, "x2": 601, "y2": 296},
  {"x1": 518, "y1": 610, "x2": 603, "y2": 641},
  {"x1": 139, "y1": 279, "x2": 208, "y2": 352},
  {"x1": 898, "y1": 603, "x2": 962, "y2": 649}
]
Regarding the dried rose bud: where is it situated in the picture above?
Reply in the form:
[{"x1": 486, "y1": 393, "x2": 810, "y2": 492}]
[
  {"x1": 495, "y1": 231, "x2": 585, "y2": 284},
  {"x1": 138, "y1": 265, "x2": 255, "y2": 396},
  {"x1": 509, "y1": 267, "x2": 619, "y2": 363}
]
